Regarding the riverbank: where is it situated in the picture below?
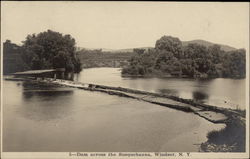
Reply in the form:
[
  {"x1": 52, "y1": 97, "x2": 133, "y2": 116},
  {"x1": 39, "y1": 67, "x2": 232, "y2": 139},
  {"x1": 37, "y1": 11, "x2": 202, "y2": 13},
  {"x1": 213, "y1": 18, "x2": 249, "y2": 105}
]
[
  {"x1": 201, "y1": 116, "x2": 245, "y2": 152},
  {"x1": 121, "y1": 72, "x2": 190, "y2": 78},
  {"x1": 121, "y1": 72, "x2": 246, "y2": 80}
]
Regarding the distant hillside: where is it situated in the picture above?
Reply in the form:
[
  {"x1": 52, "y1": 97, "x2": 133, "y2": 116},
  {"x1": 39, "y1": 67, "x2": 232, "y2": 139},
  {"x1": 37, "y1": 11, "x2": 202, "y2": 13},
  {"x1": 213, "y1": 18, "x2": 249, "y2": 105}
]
[
  {"x1": 77, "y1": 47, "x2": 154, "y2": 53},
  {"x1": 75, "y1": 38, "x2": 242, "y2": 69},
  {"x1": 108, "y1": 47, "x2": 154, "y2": 53},
  {"x1": 77, "y1": 39, "x2": 237, "y2": 53},
  {"x1": 182, "y1": 40, "x2": 237, "y2": 52},
  {"x1": 76, "y1": 49, "x2": 134, "y2": 68}
]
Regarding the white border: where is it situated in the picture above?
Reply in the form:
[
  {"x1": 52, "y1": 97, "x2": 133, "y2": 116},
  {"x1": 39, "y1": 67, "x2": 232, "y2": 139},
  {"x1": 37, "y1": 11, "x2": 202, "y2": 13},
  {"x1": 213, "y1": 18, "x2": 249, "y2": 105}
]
[{"x1": 0, "y1": 1, "x2": 249, "y2": 159}]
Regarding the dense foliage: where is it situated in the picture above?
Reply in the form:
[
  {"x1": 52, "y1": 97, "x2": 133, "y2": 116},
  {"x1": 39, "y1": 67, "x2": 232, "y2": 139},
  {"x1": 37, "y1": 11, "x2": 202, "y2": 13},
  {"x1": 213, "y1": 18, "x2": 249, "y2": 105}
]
[
  {"x1": 3, "y1": 30, "x2": 82, "y2": 74},
  {"x1": 122, "y1": 36, "x2": 246, "y2": 78},
  {"x1": 22, "y1": 30, "x2": 82, "y2": 73},
  {"x1": 3, "y1": 40, "x2": 27, "y2": 74},
  {"x1": 76, "y1": 49, "x2": 133, "y2": 68}
]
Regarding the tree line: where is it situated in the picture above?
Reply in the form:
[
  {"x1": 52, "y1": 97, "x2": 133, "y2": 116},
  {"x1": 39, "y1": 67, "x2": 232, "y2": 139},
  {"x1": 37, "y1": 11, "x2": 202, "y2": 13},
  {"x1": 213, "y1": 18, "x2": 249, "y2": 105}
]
[
  {"x1": 3, "y1": 30, "x2": 82, "y2": 75},
  {"x1": 122, "y1": 36, "x2": 246, "y2": 78},
  {"x1": 76, "y1": 48, "x2": 132, "y2": 68}
]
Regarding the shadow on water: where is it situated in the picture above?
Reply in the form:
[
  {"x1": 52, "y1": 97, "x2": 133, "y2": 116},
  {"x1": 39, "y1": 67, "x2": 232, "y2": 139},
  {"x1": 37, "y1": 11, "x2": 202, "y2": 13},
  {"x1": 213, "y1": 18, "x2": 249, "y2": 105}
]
[
  {"x1": 192, "y1": 91, "x2": 209, "y2": 103},
  {"x1": 23, "y1": 90, "x2": 73, "y2": 100},
  {"x1": 159, "y1": 89, "x2": 178, "y2": 96},
  {"x1": 159, "y1": 89, "x2": 209, "y2": 104},
  {"x1": 22, "y1": 81, "x2": 74, "y2": 99},
  {"x1": 22, "y1": 81, "x2": 60, "y2": 90},
  {"x1": 18, "y1": 80, "x2": 75, "y2": 121}
]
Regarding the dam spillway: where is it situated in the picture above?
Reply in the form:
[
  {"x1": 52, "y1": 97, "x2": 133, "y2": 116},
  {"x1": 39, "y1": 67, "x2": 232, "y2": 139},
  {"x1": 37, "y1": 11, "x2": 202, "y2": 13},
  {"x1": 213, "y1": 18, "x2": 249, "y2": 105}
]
[{"x1": 39, "y1": 78, "x2": 235, "y2": 124}]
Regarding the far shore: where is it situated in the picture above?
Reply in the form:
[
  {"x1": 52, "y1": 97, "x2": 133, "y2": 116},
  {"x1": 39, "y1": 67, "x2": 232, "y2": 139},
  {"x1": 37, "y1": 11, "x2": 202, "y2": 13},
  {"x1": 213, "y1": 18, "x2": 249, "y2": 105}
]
[
  {"x1": 79, "y1": 66, "x2": 246, "y2": 80},
  {"x1": 121, "y1": 73, "x2": 246, "y2": 80}
]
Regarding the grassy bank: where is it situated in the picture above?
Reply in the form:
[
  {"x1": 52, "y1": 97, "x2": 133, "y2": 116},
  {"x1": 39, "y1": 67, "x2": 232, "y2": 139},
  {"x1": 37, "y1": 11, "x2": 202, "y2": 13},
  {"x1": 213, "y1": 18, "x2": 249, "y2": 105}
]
[{"x1": 201, "y1": 115, "x2": 245, "y2": 152}]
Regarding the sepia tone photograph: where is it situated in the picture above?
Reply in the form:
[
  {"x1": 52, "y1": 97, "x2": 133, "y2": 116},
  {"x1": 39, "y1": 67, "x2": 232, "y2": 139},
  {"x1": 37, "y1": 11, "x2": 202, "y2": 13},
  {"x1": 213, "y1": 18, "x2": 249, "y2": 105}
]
[{"x1": 1, "y1": 1, "x2": 249, "y2": 159}]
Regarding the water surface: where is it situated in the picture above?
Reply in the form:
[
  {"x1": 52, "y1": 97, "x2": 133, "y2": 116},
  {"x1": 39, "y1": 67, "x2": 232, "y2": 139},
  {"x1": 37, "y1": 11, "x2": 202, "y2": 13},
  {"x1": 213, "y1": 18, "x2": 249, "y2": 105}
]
[
  {"x1": 3, "y1": 79, "x2": 224, "y2": 152},
  {"x1": 75, "y1": 68, "x2": 246, "y2": 110}
]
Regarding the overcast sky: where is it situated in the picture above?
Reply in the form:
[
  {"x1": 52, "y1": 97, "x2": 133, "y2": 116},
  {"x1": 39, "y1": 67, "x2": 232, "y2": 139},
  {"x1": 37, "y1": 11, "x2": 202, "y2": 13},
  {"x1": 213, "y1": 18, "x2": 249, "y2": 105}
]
[{"x1": 1, "y1": 2, "x2": 249, "y2": 49}]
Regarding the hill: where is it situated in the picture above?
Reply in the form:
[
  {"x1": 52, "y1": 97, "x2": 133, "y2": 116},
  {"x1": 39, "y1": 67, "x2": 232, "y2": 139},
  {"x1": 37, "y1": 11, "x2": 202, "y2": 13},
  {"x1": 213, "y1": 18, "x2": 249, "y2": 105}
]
[
  {"x1": 182, "y1": 40, "x2": 237, "y2": 52},
  {"x1": 108, "y1": 47, "x2": 154, "y2": 53},
  {"x1": 76, "y1": 39, "x2": 239, "y2": 68},
  {"x1": 78, "y1": 39, "x2": 237, "y2": 53}
]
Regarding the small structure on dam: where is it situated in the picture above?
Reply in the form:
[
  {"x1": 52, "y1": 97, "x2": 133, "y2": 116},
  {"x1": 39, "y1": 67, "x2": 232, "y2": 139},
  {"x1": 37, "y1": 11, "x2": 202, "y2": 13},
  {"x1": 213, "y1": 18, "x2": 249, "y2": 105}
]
[{"x1": 12, "y1": 68, "x2": 66, "y2": 80}]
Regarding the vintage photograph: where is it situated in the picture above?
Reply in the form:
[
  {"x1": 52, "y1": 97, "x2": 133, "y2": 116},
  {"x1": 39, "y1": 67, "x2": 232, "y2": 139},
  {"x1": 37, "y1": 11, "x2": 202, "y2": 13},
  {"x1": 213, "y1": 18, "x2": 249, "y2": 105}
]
[{"x1": 1, "y1": 1, "x2": 249, "y2": 158}]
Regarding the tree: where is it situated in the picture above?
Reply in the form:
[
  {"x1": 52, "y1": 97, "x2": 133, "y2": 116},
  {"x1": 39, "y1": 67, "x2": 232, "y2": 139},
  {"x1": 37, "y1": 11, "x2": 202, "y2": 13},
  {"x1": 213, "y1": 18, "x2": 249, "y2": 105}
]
[
  {"x1": 222, "y1": 49, "x2": 246, "y2": 78},
  {"x1": 155, "y1": 36, "x2": 183, "y2": 58},
  {"x1": 208, "y1": 44, "x2": 224, "y2": 64},
  {"x1": 133, "y1": 48, "x2": 145, "y2": 55},
  {"x1": 3, "y1": 40, "x2": 27, "y2": 74},
  {"x1": 122, "y1": 35, "x2": 246, "y2": 79},
  {"x1": 22, "y1": 30, "x2": 82, "y2": 73},
  {"x1": 183, "y1": 43, "x2": 208, "y2": 59}
]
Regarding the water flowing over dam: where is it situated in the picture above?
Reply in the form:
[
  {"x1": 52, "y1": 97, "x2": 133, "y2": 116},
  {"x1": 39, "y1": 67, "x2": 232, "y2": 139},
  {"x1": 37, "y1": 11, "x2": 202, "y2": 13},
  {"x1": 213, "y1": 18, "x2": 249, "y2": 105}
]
[{"x1": 37, "y1": 77, "x2": 245, "y2": 125}]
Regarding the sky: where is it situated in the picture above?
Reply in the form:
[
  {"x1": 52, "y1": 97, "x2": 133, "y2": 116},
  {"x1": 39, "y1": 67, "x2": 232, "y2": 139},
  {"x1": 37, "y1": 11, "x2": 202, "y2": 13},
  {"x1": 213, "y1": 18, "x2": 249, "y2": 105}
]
[{"x1": 1, "y1": 2, "x2": 249, "y2": 50}]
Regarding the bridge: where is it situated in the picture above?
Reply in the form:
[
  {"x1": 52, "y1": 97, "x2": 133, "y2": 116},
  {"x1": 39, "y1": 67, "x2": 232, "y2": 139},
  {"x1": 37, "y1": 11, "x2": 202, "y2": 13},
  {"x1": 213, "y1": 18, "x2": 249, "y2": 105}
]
[{"x1": 12, "y1": 68, "x2": 66, "y2": 79}]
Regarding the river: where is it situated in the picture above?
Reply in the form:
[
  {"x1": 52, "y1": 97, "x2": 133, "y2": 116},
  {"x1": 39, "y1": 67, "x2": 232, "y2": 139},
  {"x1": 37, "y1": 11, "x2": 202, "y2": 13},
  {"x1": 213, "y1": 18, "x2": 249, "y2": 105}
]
[
  {"x1": 74, "y1": 68, "x2": 246, "y2": 110},
  {"x1": 3, "y1": 67, "x2": 245, "y2": 152}
]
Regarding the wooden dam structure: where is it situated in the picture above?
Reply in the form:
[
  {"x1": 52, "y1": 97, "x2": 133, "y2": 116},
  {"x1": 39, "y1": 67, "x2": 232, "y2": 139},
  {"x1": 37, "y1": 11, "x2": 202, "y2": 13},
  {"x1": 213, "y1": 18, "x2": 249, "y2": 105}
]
[
  {"x1": 12, "y1": 68, "x2": 66, "y2": 80},
  {"x1": 38, "y1": 78, "x2": 245, "y2": 125},
  {"x1": 6, "y1": 70, "x2": 245, "y2": 126}
]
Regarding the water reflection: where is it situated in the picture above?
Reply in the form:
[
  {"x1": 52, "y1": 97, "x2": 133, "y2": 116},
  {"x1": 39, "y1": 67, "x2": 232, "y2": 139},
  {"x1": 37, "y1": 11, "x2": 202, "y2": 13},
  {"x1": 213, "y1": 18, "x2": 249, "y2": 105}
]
[
  {"x1": 192, "y1": 91, "x2": 209, "y2": 103},
  {"x1": 22, "y1": 81, "x2": 59, "y2": 90},
  {"x1": 23, "y1": 90, "x2": 73, "y2": 99},
  {"x1": 65, "y1": 72, "x2": 75, "y2": 81},
  {"x1": 159, "y1": 89, "x2": 209, "y2": 104},
  {"x1": 17, "y1": 81, "x2": 75, "y2": 121},
  {"x1": 159, "y1": 89, "x2": 178, "y2": 96},
  {"x1": 22, "y1": 81, "x2": 74, "y2": 99},
  {"x1": 74, "y1": 68, "x2": 245, "y2": 109}
]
